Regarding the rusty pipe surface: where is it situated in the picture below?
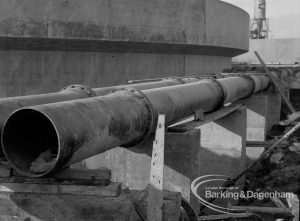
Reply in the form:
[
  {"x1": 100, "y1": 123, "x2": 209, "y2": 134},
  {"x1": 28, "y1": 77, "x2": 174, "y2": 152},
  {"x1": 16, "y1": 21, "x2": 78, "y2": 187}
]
[
  {"x1": 0, "y1": 78, "x2": 194, "y2": 128},
  {"x1": 2, "y1": 74, "x2": 271, "y2": 177},
  {"x1": 0, "y1": 77, "x2": 197, "y2": 157}
]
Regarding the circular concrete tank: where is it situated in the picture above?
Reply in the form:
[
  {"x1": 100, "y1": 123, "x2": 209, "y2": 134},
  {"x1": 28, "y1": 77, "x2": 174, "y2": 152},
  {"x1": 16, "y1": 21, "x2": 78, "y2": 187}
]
[{"x1": 0, "y1": 0, "x2": 250, "y2": 98}]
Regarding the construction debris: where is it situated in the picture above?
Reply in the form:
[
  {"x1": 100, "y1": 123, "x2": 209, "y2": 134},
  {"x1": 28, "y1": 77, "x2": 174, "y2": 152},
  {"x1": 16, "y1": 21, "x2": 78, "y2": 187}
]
[
  {"x1": 288, "y1": 143, "x2": 300, "y2": 153},
  {"x1": 280, "y1": 111, "x2": 300, "y2": 126},
  {"x1": 30, "y1": 150, "x2": 56, "y2": 173},
  {"x1": 240, "y1": 124, "x2": 300, "y2": 221}
]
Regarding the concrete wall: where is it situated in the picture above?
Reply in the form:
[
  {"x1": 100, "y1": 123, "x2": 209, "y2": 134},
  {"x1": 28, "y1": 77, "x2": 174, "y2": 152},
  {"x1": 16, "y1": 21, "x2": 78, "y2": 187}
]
[
  {"x1": 0, "y1": 0, "x2": 249, "y2": 53},
  {"x1": 0, "y1": 0, "x2": 249, "y2": 97},
  {"x1": 0, "y1": 0, "x2": 206, "y2": 45},
  {"x1": 0, "y1": 50, "x2": 230, "y2": 97},
  {"x1": 234, "y1": 38, "x2": 300, "y2": 64}
]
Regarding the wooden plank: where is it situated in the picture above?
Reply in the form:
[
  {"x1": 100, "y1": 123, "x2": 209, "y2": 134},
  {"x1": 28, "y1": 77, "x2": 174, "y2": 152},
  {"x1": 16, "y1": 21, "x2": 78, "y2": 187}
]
[
  {"x1": 51, "y1": 167, "x2": 111, "y2": 180},
  {"x1": 246, "y1": 141, "x2": 269, "y2": 147},
  {"x1": 287, "y1": 193, "x2": 299, "y2": 221},
  {"x1": 198, "y1": 213, "x2": 252, "y2": 220},
  {"x1": 0, "y1": 182, "x2": 121, "y2": 196},
  {"x1": 0, "y1": 192, "x2": 141, "y2": 221},
  {"x1": 0, "y1": 176, "x2": 109, "y2": 186},
  {"x1": 8, "y1": 168, "x2": 111, "y2": 185},
  {"x1": 0, "y1": 176, "x2": 56, "y2": 183},
  {"x1": 230, "y1": 205, "x2": 292, "y2": 215},
  {"x1": 168, "y1": 104, "x2": 242, "y2": 132},
  {"x1": 246, "y1": 141, "x2": 287, "y2": 148},
  {"x1": 280, "y1": 111, "x2": 300, "y2": 125},
  {"x1": 271, "y1": 197, "x2": 288, "y2": 209},
  {"x1": 147, "y1": 115, "x2": 165, "y2": 221},
  {"x1": 254, "y1": 51, "x2": 296, "y2": 113}
]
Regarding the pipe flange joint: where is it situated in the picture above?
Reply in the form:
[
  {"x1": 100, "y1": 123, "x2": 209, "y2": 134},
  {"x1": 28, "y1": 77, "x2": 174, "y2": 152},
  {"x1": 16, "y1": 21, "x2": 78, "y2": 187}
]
[
  {"x1": 115, "y1": 88, "x2": 156, "y2": 147},
  {"x1": 62, "y1": 84, "x2": 96, "y2": 97},
  {"x1": 204, "y1": 77, "x2": 226, "y2": 111},
  {"x1": 236, "y1": 73, "x2": 258, "y2": 97}
]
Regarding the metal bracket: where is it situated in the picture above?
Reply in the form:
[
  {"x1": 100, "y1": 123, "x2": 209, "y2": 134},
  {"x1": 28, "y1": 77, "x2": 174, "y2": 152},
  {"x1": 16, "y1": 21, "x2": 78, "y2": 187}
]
[
  {"x1": 194, "y1": 109, "x2": 204, "y2": 121},
  {"x1": 115, "y1": 88, "x2": 156, "y2": 148},
  {"x1": 169, "y1": 104, "x2": 242, "y2": 133}
]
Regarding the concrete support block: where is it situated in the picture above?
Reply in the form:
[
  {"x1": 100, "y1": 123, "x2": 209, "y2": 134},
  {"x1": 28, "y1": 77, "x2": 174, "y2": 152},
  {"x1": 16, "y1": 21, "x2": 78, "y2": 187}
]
[
  {"x1": 73, "y1": 107, "x2": 246, "y2": 214},
  {"x1": 197, "y1": 106, "x2": 246, "y2": 179},
  {"x1": 196, "y1": 107, "x2": 246, "y2": 212},
  {"x1": 73, "y1": 130, "x2": 200, "y2": 203},
  {"x1": 235, "y1": 95, "x2": 268, "y2": 167},
  {"x1": 236, "y1": 92, "x2": 281, "y2": 164},
  {"x1": 246, "y1": 147, "x2": 265, "y2": 162},
  {"x1": 236, "y1": 95, "x2": 268, "y2": 142},
  {"x1": 290, "y1": 89, "x2": 300, "y2": 111}
]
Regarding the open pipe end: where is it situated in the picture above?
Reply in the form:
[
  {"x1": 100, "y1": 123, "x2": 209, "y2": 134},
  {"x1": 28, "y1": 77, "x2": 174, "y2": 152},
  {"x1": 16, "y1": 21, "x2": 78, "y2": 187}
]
[{"x1": 1, "y1": 109, "x2": 60, "y2": 177}]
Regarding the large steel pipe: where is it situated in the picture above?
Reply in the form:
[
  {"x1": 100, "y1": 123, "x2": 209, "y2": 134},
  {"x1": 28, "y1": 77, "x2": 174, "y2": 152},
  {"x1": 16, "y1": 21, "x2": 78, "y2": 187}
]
[
  {"x1": 0, "y1": 77, "x2": 197, "y2": 157},
  {"x1": 2, "y1": 74, "x2": 270, "y2": 177},
  {"x1": 0, "y1": 78, "x2": 194, "y2": 129}
]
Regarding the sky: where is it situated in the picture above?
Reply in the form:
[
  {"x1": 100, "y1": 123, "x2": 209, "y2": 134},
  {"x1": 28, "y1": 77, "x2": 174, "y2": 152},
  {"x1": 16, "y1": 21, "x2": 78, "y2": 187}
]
[{"x1": 221, "y1": 0, "x2": 300, "y2": 39}]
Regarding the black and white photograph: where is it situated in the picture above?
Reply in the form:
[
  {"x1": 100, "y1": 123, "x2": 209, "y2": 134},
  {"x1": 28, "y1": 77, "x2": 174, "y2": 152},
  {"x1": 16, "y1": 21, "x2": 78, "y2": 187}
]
[{"x1": 0, "y1": 0, "x2": 299, "y2": 220}]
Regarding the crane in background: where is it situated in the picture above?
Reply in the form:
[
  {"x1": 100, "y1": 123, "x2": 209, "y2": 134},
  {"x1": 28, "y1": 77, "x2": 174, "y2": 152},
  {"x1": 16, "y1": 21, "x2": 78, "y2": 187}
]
[{"x1": 250, "y1": 0, "x2": 269, "y2": 39}]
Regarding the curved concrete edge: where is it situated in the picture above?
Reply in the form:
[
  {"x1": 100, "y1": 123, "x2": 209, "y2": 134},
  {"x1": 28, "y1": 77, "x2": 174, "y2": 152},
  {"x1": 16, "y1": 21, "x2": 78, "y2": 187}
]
[
  {"x1": 219, "y1": 0, "x2": 250, "y2": 17},
  {"x1": 205, "y1": 0, "x2": 250, "y2": 51},
  {"x1": 0, "y1": 0, "x2": 249, "y2": 56},
  {"x1": 0, "y1": 37, "x2": 247, "y2": 57}
]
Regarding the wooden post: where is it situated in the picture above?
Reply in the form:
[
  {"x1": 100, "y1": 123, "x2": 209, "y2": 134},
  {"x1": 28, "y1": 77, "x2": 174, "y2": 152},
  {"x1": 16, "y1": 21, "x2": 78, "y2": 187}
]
[
  {"x1": 254, "y1": 51, "x2": 296, "y2": 113},
  {"x1": 147, "y1": 115, "x2": 165, "y2": 221}
]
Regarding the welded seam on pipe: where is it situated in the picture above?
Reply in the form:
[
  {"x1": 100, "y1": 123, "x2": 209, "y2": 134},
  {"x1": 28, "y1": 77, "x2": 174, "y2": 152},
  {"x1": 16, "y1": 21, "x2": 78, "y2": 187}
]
[
  {"x1": 236, "y1": 74, "x2": 257, "y2": 99},
  {"x1": 204, "y1": 78, "x2": 226, "y2": 111},
  {"x1": 111, "y1": 88, "x2": 157, "y2": 147}
]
